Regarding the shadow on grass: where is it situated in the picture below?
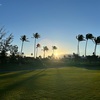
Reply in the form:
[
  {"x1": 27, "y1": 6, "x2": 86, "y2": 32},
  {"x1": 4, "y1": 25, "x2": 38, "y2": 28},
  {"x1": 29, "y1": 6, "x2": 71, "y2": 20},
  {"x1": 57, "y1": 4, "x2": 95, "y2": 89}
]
[
  {"x1": 0, "y1": 70, "x2": 35, "y2": 79},
  {"x1": 0, "y1": 69, "x2": 46, "y2": 99}
]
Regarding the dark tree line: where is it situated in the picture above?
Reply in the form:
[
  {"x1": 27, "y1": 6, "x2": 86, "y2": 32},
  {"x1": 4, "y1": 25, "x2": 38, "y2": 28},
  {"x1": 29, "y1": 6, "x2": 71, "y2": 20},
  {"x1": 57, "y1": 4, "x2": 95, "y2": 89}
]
[{"x1": 0, "y1": 27, "x2": 58, "y2": 65}]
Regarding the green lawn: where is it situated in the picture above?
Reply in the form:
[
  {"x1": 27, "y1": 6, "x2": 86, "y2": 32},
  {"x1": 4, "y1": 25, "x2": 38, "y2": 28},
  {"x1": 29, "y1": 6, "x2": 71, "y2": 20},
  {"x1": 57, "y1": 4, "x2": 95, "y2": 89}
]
[{"x1": 0, "y1": 66, "x2": 100, "y2": 100}]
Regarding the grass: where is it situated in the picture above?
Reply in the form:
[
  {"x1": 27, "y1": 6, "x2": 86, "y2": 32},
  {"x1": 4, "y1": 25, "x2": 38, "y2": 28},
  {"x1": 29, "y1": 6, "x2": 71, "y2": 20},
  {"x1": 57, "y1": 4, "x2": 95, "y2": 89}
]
[{"x1": 0, "y1": 66, "x2": 100, "y2": 100}]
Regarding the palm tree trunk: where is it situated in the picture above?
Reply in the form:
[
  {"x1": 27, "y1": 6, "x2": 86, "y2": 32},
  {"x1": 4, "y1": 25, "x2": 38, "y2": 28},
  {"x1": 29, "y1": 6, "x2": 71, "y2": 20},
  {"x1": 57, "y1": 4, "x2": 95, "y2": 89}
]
[
  {"x1": 53, "y1": 49, "x2": 54, "y2": 57},
  {"x1": 94, "y1": 44, "x2": 97, "y2": 55},
  {"x1": 43, "y1": 51, "x2": 45, "y2": 58},
  {"x1": 34, "y1": 38, "x2": 36, "y2": 58},
  {"x1": 36, "y1": 48, "x2": 38, "y2": 58},
  {"x1": 77, "y1": 41, "x2": 80, "y2": 56},
  {"x1": 85, "y1": 40, "x2": 88, "y2": 57},
  {"x1": 21, "y1": 41, "x2": 24, "y2": 55}
]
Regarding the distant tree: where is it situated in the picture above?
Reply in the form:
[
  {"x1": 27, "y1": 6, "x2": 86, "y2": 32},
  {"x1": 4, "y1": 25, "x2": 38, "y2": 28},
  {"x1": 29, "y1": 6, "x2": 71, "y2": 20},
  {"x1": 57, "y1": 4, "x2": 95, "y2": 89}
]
[
  {"x1": 9, "y1": 45, "x2": 18, "y2": 63},
  {"x1": 1, "y1": 33, "x2": 13, "y2": 51},
  {"x1": 32, "y1": 33, "x2": 40, "y2": 58},
  {"x1": 20, "y1": 35, "x2": 29, "y2": 55},
  {"x1": 31, "y1": 53, "x2": 33, "y2": 56},
  {"x1": 0, "y1": 26, "x2": 6, "y2": 40},
  {"x1": 36, "y1": 43, "x2": 40, "y2": 58},
  {"x1": 76, "y1": 34, "x2": 85, "y2": 56},
  {"x1": 9, "y1": 45, "x2": 18, "y2": 55},
  {"x1": 94, "y1": 36, "x2": 100, "y2": 55},
  {"x1": 85, "y1": 33, "x2": 94, "y2": 56},
  {"x1": 0, "y1": 28, "x2": 13, "y2": 63},
  {"x1": 43, "y1": 46, "x2": 49, "y2": 58},
  {"x1": 0, "y1": 50, "x2": 6, "y2": 63},
  {"x1": 22, "y1": 52, "x2": 24, "y2": 56},
  {"x1": 0, "y1": 33, "x2": 13, "y2": 61},
  {"x1": 52, "y1": 46, "x2": 57, "y2": 57}
]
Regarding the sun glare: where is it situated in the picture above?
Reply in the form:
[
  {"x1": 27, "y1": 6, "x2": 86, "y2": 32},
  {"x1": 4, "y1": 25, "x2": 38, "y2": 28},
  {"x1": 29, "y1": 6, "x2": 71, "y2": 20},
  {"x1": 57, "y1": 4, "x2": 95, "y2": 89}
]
[{"x1": 55, "y1": 53, "x2": 58, "y2": 57}]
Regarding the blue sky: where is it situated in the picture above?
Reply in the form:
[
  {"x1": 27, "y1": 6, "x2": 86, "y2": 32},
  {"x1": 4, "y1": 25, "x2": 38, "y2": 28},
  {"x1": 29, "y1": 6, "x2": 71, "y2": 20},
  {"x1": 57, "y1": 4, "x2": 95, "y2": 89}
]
[{"x1": 0, "y1": 0, "x2": 100, "y2": 57}]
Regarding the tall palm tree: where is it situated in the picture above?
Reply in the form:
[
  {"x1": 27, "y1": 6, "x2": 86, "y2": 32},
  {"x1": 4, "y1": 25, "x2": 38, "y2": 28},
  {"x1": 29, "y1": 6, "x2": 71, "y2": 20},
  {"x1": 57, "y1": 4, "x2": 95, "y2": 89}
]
[
  {"x1": 85, "y1": 33, "x2": 94, "y2": 56},
  {"x1": 36, "y1": 43, "x2": 40, "y2": 58},
  {"x1": 76, "y1": 34, "x2": 85, "y2": 56},
  {"x1": 52, "y1": 46, "x2": 57, "y2": 57},
  {"x1": 94, "y1": 36, "x2": 100, "y2": 55},
  {"x1": 20, "y1": 35, "x2": 29, "y2": 55},
  {"x1": 32, "y1": 33, "x2": 40, "y2": 58},
  {"x1": 43, "y1": 46, "x2": 49, "y2": 58}
]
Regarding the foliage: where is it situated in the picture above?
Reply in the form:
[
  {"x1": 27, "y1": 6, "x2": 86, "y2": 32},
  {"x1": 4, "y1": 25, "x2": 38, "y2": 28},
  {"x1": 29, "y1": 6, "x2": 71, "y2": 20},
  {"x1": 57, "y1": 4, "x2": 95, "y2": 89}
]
[
  {"x1": 0, "y1": 26, "x2": 6, "y2": 40},
  {"x1": 33, "y1": 33, "x2": 40, "y2": 39},
  {"x1": 86, "y1": 33, "x2": 94, "y2": 40},
  {"x1": 9, "y1": 45, "x2": 18, "y2": 55},
  {"x1": 36, "y1": 43, "x2": 40, "y2": 48},
  {"x1": 76, "y1": 34, "x2": 85, "y2": 41},
  {"x1": 52, "y1": 46, "x2": 57, "y2": 57},
  {"x1": 0, "y1": 31, "x2": 13, "y2": 52},
  {"x1": 52, "y1": 46, "x2": 57, "y2": 50},
  {"x1": 0, "y1": 27, "x2": 15, "y2": 63},
  {"x1": 43, "y1": 46, "x2": 49, "y2": 58},
  {"x1": 93, "y1": 36, "x2": 100, "y2": 55},
  {"x1": 0, "y1": 27, "x2": 18, "y2": 64},
  {"x1": 94, "y1": 36, "x2": 100, "y2": 45},
  {"x1": 20, "y1": 35, "x2": 29, "y2": 42}
]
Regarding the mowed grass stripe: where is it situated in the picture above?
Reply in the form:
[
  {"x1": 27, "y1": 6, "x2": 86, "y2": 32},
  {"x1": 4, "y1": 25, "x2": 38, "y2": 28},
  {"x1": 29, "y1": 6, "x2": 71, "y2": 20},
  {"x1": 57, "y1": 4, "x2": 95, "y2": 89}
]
[
  {"x1": 0, "y1": 69, "x2": 46, "y2": 99},
  {"x1": 0, "y1": 67, "x2": 100, "y2": 100}
]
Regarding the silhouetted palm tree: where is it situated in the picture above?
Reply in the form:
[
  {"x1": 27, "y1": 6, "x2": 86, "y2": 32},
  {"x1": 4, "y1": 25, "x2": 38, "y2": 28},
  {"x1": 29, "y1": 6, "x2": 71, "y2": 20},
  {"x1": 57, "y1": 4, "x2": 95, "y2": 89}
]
[
  {"x1": 36, "y1": 43, "x2": 40, "y2": 58},
  {"x1": 94, "y1": 36, "x2": 100, "y2": 55},
  {"x1": 76, "y1": 34, "x2": 85, "y2": 56},
  {"x1": 20, "y1": 35, "x2": 29, "y2": 55},
  {"x1": 43, "y1": 46, "x2": 49, "y2": 58},
  {"x1": 32, "y1": 33, "x2": 40, "y2": 58},
  {"x1": 85, "y1": 33, "x2": 94, "y2": 56},
  {"x1": 52, "y1": 46, "x2": 57, "y2": 57}
]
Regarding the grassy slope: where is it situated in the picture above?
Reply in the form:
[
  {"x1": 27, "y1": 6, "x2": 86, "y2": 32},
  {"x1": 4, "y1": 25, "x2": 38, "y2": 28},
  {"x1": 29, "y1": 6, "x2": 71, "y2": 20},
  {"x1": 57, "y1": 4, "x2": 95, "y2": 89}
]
[{"x1": 0, "y1": 67, "x2": 100, "y2": 100}]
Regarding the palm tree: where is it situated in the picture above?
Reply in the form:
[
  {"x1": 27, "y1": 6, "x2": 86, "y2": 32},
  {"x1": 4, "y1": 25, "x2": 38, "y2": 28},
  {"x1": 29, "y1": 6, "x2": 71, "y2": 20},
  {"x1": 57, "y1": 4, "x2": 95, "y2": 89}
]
[
  {"x1": 94, "y1": 36, "x2": 100, "y2": 55},
  {"x1": 85, "y1": 33, "x2": 94, "y2": 56},
  {"x1": 52, "y1": 46, "x2": 57, "y2": 57},
  {"x1": 36, "y1": 43, "x2": 40, "y2": 58},
  {"x1": 32, "y1": 33, "x2": 40, "y2": 58},
  {"x1": 76, "y1": 34, "x2": 85, "y2": 56},
  {"x1": 20, "y1": 35, "x2": 29, "y2": 55},
  {"x1": 43, "y1": 46, "x2": 49, "y2": 58}
]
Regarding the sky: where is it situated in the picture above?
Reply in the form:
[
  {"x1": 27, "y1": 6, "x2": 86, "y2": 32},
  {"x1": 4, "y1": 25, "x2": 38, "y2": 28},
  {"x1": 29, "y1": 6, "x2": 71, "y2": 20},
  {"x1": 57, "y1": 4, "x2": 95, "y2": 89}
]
[{"x1": 0, "y1": 0, "x2": 100, "y2": 57}]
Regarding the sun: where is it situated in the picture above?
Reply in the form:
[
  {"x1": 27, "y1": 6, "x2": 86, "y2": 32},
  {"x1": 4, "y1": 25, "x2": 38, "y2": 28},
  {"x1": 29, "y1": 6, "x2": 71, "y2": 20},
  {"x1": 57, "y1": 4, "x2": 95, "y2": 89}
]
[{"x1": 55, "y1": 53, "x2": 58, "y2": 57}]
